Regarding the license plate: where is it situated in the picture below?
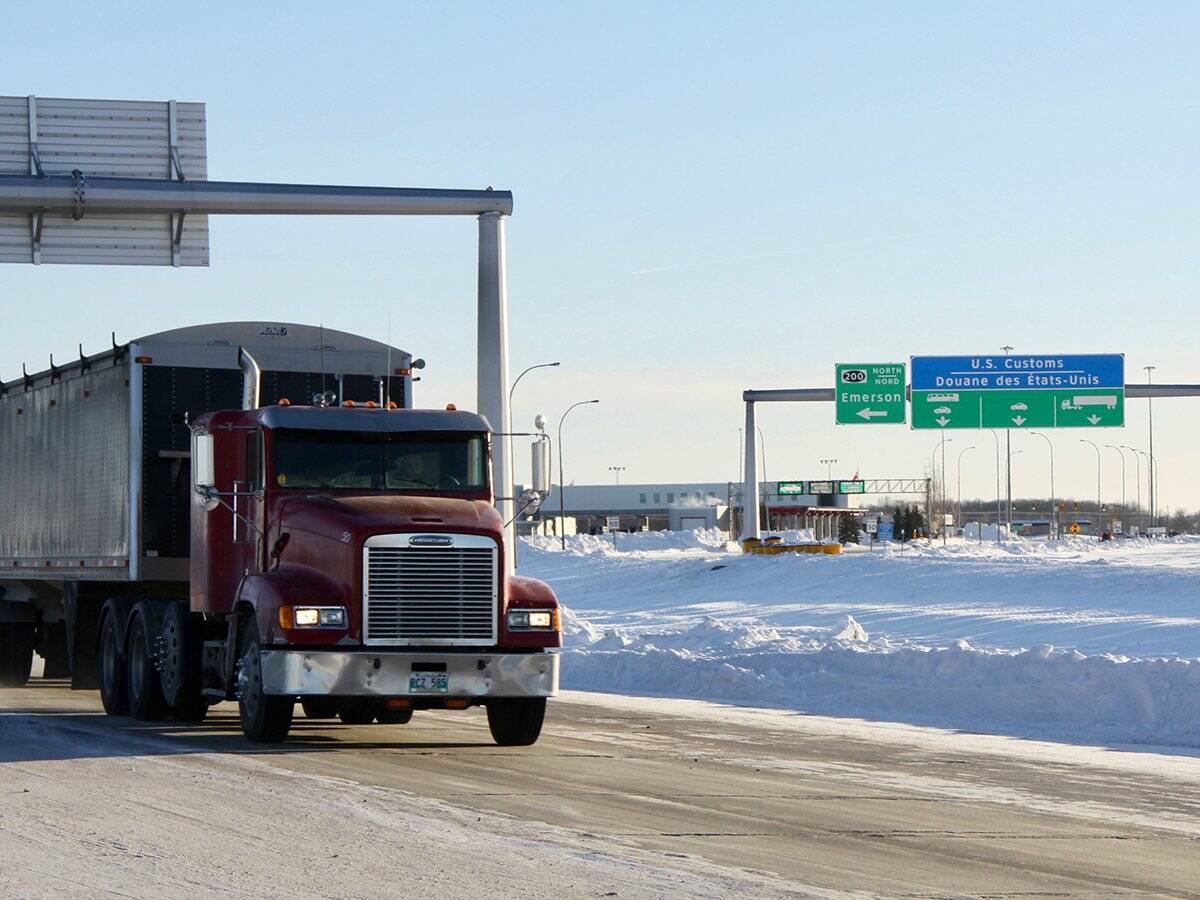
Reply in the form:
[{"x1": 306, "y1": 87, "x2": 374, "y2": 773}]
[{"x1": 409, "y1": 672, "x2": 449, "y2": 693}]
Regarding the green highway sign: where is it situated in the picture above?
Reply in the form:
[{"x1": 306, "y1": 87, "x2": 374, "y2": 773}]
[
  {"x1": 835, "y1": 363, "x2": 906, "y2": 425},
  {"x1": 777, "y1": 481, "x2": 806, "y2": 495},
  {"x1": 910, "y1": 353, "x2": 1125, "y2": 430},
  {"x1": 911, "y1": 388, "x2": 1126, "y2": 430},
  {"x1": 838, "y1": 480, "x2": 866, "y2": 494},
  {"x1": 807, "y1": 480, "x2": 835, "y2": 494}
]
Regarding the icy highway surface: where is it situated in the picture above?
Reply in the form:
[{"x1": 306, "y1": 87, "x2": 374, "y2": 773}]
[{"x1": 3, "y1": 682, "x2": 1199, "y2": 897}]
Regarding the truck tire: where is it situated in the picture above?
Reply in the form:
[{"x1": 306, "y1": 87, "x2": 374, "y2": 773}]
[
  {"x1": 98, "y1": 608, "x2": 130, "y2": 715},
  {"x1": 236, "y1": 617, "x2": 293, "y2": 743},
  {"x1": 486, "y1": 698, "x2": 546, "y2": 746},
  {"x1": 126, "y1": 604, "x2": 169, "y2": 722},
  {"x1": 159, "y1": 602, "x2": 208, "y2": 723},
  {"x1": 300, "y1": 698, "x2": 340, "y2": 719},
  {"x1": 0, "y1": 622, "x2": 35, "y2": 688},
  {"x1": 376, "y1": 707, "x2": 413, "y2": 725},
  {"x1": 338, "y1": 699, "x2": 377, "y2": 725}
]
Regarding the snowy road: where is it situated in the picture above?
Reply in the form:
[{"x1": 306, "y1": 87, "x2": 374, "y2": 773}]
[{"x1": 3, "y1": 682, "x2": 1199, "y2": 897}]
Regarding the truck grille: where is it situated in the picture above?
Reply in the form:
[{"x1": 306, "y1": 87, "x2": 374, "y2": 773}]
[{"x1": 363, "y1": 535, "x2": 498, "y2": 646}]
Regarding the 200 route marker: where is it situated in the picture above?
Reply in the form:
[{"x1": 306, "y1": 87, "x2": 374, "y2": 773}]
[{"x1": 835, "y1": 363, "x2": 906, "y2": 425}]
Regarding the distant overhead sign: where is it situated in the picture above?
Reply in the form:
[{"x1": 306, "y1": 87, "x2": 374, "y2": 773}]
[
  {"x1": 835, "y1": 363, "x2": 906, "y2": 424},
  {"x1": 807, "y1": 480, "x2": 835, "y2": 494},
  {"x1": 0, "y1": 95, "x2": 209, "y2": 266},
  {"x1": 777, "y1": 481, "x2": 807, "y2": 495},
  {"x1": 910, "y1": 354, "x2": 1125, "y2": 429},
  {"x1": 838, "y1": 480, "x2": 865, "y2": 494}
]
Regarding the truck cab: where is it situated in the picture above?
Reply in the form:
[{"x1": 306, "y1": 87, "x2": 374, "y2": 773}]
[{"x1": 183, "y1": 403, "x2": 561, "y2": 743}]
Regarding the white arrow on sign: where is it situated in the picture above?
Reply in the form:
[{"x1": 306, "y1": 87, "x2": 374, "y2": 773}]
[
  {"x1": 1087, "y1": 414, "x2": 1101, "y2": 425},
  {"x1": 857, "y1": 408, "x2": 889, "y2": 420},
  {"x1": 936, "y1": 416, "x2": 950, "y2": 427},
  {"x1": 1012, "y1": 415, "x2": 1026, "y2": 426}
]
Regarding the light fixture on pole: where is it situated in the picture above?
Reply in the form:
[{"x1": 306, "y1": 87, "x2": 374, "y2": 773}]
[
  {"x1": 557, "y1": 399, "x2": 600, "y2": 550},
  {"x1": 608, "y1": 466, "x2": 626, "y2": 485},
  {"x1": 819, "y1": 457, "x2": 838, "y2": 480},
  {"x1": 1080, "y1": 439, "x2": 1102, "y2": 539},
  {"x1": 1028, "y1": 432, "x2": 1056, "y2": 538}
]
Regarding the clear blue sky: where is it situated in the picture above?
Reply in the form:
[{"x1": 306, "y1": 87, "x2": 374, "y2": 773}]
[{"x1": 3, "y1": 2, "x2": 1197, "y2": 510}]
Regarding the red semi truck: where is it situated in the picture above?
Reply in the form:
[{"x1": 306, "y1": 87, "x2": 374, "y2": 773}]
[{"x1": 0, "y1": 322, "x2": 561, "y2": 743}]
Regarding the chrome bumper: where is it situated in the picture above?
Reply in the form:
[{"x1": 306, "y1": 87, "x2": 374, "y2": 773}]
[{"x1": 259, "y1": 649, "x2": 559, "y2": 698}]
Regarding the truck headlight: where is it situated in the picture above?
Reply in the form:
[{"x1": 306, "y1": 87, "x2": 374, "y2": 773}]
[
  {"x1": 507, "y1": 609, "x2": 556, "y2": 630},
  {"x1": 281, "y1": 606, "x2": 347, "y2": 629}
]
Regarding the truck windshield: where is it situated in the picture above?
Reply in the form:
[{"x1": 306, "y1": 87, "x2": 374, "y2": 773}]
[{"x1": 273, "y1": 430, "x2": 488, "y2": 492}]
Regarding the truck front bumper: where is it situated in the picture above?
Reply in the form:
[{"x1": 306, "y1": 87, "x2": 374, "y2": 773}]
[{"x1": 259, "y1": 650, "x2": 559, "y2": 698}]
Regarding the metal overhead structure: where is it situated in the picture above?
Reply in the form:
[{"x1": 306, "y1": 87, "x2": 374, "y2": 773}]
[
  {"x1": 0, "y1": 95, "x2": 518, "y2": 566},
  {"x1": 740, "y1": 383, "x2": 1200, "y2": 543}
]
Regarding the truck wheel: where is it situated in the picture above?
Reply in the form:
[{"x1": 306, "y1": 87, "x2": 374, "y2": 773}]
[
  {"x1": 376, "y1": 707, "x2": 413, "y2": 725},
  {"x1": 0, "y1": 622, "x2": 35, "y2": 688},
  {"x1": 236, "y1": 617, "x2": 293, "y2": 743},
  {"x1": 300, "y1": 698, "x2": 340, "y2": 719},
  {"x1": 338, "y1": 699, "x2": 377, "y2": 725},
  {"x1": 98, "y1": 609, "x2": 129, "y2": 715},
  {"x1": 486, "y1": 698, "x2": 546, "y2": 746},
  {"x1": 159, "y1": 603, "x2": 207, "y2": 722},
  {"x1": 126, "y1": 605, "x2": 169, "y2": 722}
]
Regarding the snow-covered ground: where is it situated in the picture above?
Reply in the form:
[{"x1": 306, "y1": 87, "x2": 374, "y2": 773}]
[{"x1": 523, "y1": 531, "x2": 1200, "y2": 749}]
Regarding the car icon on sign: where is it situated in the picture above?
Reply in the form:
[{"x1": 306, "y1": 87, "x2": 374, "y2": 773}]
[
  {"x1": 1010, "y1": 402, "x2": 1028, "y2": 412},
  {"x1": 933, "y1": 406, "x2": 952, "y2": 415}
]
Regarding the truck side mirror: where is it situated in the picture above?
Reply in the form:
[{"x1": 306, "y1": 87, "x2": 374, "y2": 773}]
[{"x1": 192, "y1": 433, "x2": 215, "y2": 491}]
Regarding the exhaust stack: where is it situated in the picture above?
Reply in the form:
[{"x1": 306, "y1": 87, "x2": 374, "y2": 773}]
[{"x1": 239, "y1": 347, "x2": 263, "y2": 409}]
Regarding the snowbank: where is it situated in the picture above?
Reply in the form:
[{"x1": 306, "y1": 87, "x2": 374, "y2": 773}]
[
  {"x1": 524, "y1": 527, "x2": 736, "y2": 555},
  {"x1": 523, "y1": 534, "x2": 1200, "y2": 747}
]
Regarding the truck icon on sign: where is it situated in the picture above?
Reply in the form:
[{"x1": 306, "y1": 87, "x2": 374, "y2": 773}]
[{"x1": 1061, "y1": 395, "x2": 1118, "y2": 411}]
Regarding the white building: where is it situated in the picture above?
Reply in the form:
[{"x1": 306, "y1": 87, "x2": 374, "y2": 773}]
[{"x1": 522, "y1": 481, "x2": 859, "y2": 536}]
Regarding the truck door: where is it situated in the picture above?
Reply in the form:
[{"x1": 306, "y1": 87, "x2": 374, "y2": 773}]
[{"x1": 231, "y1": 430, "x2": 266, "y2": 576}]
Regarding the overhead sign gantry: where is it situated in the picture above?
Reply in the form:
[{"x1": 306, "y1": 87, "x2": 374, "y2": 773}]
[{"x1": 0, "y1": 95, "x2": 520, "y2": 566}]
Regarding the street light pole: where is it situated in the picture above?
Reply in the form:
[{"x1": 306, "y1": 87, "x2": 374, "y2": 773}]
[
  {"x1": 819, "y1": 457, "x2": 838, "y2": 480},
  {"x1": 988, "y1": 429, "x2": 1002, "y2": 543},
  {"x1": 557, "y1": 399, "x2": 600, "y2": 550},
  {"x1": 1135, "y1": 449, "x2": 1151, "y2": 532},
  {"x1": 1105, "y1": 445, "x2": 1126, "y2": 528},
  {"x1": 1008, "y1": 449, "x2": 1023, "y2": 530},
  {"x1": 1121, "y1": 445, "x2": 1141, "y2": 532},
  {"x1": 1029, "y1": 432, "x2": 1055, "y2": 538},
  {"x1": 929, "y1": 440, "x2": 951, "y2": 543},
  {"x1": 1002, "y1": 345, "x2": 1014, "y2": 531},
  {"x1": 1145, "y1": 365, "x2": 1156, "y2": 527},
  {"x1": 955, "y1": 445, "x2": 976, "y2": 536},
  {"x1": 1080, "y1": 439, "x2": 1102, "y2": 539},
  {"x1": 608, "y1": 466, "x2": 626, "y2": 485},
  {"x1": 507, "y1": 361, "x2": 561, "y2": 565}
]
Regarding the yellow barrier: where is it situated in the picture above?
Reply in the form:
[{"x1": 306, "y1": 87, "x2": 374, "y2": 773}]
[{"x1": 741, "y1": 539, "x2": 842, "y2": 555}]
